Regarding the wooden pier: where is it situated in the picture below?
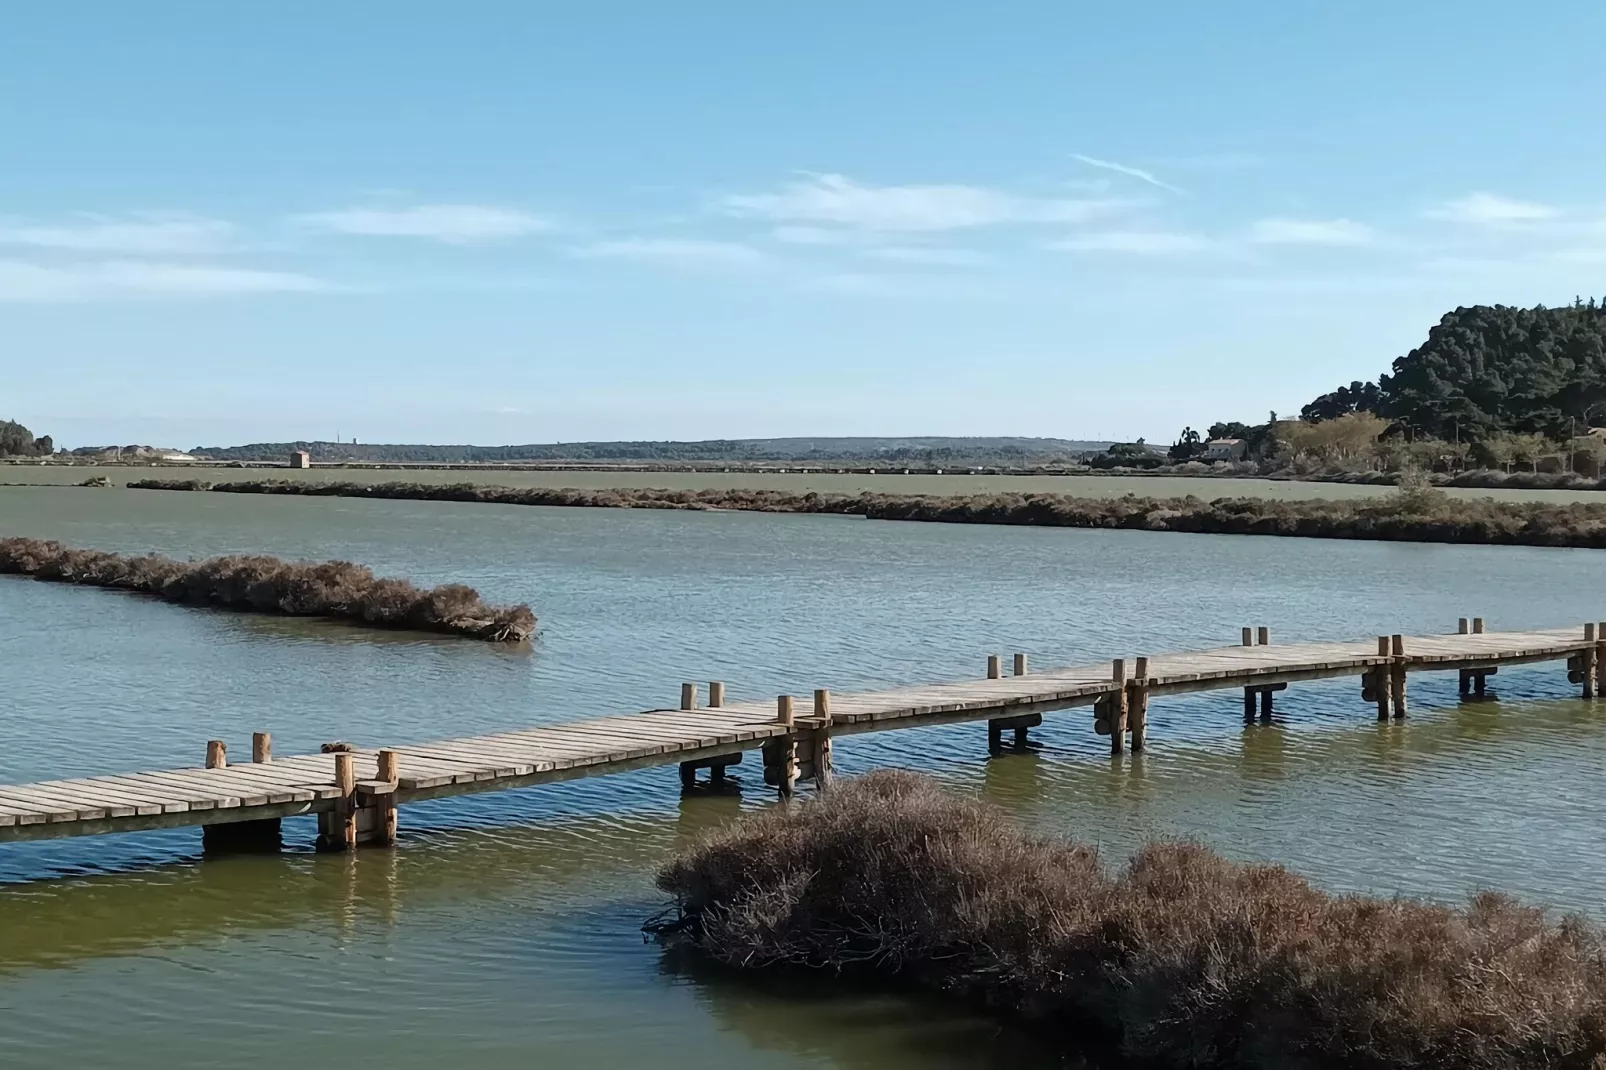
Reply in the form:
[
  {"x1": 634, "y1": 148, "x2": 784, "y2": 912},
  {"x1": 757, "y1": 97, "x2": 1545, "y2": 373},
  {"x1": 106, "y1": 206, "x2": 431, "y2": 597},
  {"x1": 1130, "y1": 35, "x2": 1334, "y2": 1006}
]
[{"x1": 3, "y1": 620, "x2": 1604, "y2": 850}]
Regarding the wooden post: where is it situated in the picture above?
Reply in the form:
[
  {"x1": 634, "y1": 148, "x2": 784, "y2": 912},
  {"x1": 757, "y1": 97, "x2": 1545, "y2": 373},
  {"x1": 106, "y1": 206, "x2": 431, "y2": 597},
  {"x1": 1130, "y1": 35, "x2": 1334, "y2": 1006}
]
[
  {"x1": 812, "y1": 725, "x2": 833, "y2": 791},
  {"x1": 1375, "y1": 635, "x2": 1392, "y2": 721},
  {"x1": 251, "y1": 732, "x2": 271, "y2": 763},
  {"x1": 318, "y1": 751, "x2": 358, "y2": 852},
  {"x1": 1129, "y1": 656, "x2": 1150, "y2": 751},
  {"x1": 205, "y1": 740, "x2": 227, "y2": 769},
  {"x1": 1597, "y1": 621, "x2": 1606, "y2": 703},
  {"x1": 1109, "y1": 659, "x2": 1128, "y2": 756},
  {"x1": 987, "y1": 655, "x2": 1002, "y2": 680},
  {"x1": 1389, "y1": 633, "x2": 1407, "y2": 719},
  {"x1": 814, "y1": 689, "x2": 831, "y2": 722},
  {"x1": 1257, "y1": 626, "x2": 1270, "y2": 646},
  {"x1": 1241, "y1": 627, "x2": 1253, "y2": 646},
  {"x1": 1244, "y1": 687, "x2": 1256, "y2": 721},
  {"x1": 1013, "y1": 653, "x2": 1028, "y2": 676},
  {"x1": 1458, "y1": 618, "x2": 1470, "y2": 635},
  {"x1": 680, "y1": 683, "x2": 697, "y2": 711},
  {"x1": 776, "y1": 695, "x2": 794, "y2": 727},
  {"x1": 708, "y1": 681, "x2": 725, "y2": 708},
  {"x1": 1259, "y1": 688, "x2": 1274, "y2": 723},
  {"x1": 1473, "y1": 617, "x2": 1486, "y2": 634},
  {"x1": 1585, "y1": 624, "x2": 1598, "y2": 699},
  {"x1": 988, "y1": 721, "x2": 1003, "y2": 752},
  {"x1": 376, "y1": 749, "x2": 399, "y2": 846}
]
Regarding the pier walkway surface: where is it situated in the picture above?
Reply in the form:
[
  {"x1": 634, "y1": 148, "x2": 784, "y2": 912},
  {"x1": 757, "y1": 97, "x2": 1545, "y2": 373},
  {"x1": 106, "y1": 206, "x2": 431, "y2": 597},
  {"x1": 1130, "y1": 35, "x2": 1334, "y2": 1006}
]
[{"x1": 2, "y1": 620, "x2": 1600, "y2": 850}]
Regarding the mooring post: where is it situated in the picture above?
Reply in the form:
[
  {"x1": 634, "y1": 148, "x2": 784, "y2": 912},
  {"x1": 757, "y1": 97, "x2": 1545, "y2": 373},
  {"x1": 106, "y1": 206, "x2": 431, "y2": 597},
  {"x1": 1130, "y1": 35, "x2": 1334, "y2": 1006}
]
[
  {"x1": 1241, "y1": 627, "x2": 1253, "y2": 647},
  {"x1": 680, "y1": 683, "x2": 697, "y2": 711},
  {"x1": 1109, "y1": 658, "x2": 1128, "y2": 756},
  {"x1": 1473, "y1": 617, "x2": 1486, "y2": 634},
  {"x1": 708, "y1": 681, "x2": 725, "y2": 708},
  {"x1": 251, "y1": 732, "x2": 271, "y2": 763},
  {"x1": 1389, "y1": 633, "x2": 1407, "y2": 719},
  {"x1": 1013, "y1": 653, "x2": 1028, "y2": 677},
  {"x1": 987, "y1": 655, "x2": 1002, "y2": 680},
  {"x1": 205, "y1": 740, "x2": 227, "y2": 769},
  {"x1": 1257, "y1": 626, "x2": 1270, "y2": 646},
  {"x1": 1458, "y1": 618, "x2": 1470, "y2": 635},
  {"x1": 764, "y1": 695, "x2": 798, "y2": 798},
  {"x1": 1583, "y1": 624, "x2": 1599, "y2": 700},
  {"x1": 1129, "y1": 656, "x2": 1150, "y2": 751},
  {"x1": 1374, "y1": 635, "x2": 1392, "y2": 721},
  {"x1": 812, "y1": 689, "x2": 833, "y2": 791},
  {"x1": 375, "y1": 749, "x2": 399, "y2": 847},
  {"x1": 317, "y1": 751, "x2": 358, "y2": 852}
]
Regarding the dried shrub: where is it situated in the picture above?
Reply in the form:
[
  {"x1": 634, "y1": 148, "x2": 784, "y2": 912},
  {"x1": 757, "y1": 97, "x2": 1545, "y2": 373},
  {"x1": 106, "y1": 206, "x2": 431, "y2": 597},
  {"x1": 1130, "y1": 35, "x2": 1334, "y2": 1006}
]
[
  {"x1": 654, "y1": 772, "x2": 1606, "y2": 1070},
  {"x1": 0, "y1": 537, "x2": 535, "y2": 642},
  {"x1": 128, "y1": 477, "x2": 1606, "y2": 550}
]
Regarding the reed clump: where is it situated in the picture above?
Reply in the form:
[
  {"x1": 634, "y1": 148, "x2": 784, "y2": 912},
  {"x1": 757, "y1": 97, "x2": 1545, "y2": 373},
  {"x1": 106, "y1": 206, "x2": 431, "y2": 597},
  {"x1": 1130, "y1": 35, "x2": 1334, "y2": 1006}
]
[
  {"x1": 129, "y1": 477, "x2": 1606, "y2": 549},
  {"x1": 654, "y1": 771, "x2": 1606, "y2": 1070},
  {"x1": 0, "y1": 537, "x2": 535, "y2": 642}
]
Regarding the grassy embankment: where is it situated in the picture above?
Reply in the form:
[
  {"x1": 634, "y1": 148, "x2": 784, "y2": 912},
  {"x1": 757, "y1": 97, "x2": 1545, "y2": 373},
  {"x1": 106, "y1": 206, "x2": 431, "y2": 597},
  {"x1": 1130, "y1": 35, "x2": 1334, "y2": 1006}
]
[
  {"x1": 129, "y1": 477, "x2": 1606, "y2": 548},
  {"x1": 0, "y1": 537, "x2": 535, "y2": 641},
  {"x1": 655, "y1": 771, "x2": 1606, "y2": 1070}
]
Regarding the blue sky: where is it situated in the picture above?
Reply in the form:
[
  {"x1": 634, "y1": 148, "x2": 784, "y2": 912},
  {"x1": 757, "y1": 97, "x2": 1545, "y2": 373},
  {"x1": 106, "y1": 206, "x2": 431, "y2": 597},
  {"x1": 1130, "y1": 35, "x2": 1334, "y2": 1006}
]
[{"x1": 4, "y1": 1, "x2": 1605, "y2": 448}]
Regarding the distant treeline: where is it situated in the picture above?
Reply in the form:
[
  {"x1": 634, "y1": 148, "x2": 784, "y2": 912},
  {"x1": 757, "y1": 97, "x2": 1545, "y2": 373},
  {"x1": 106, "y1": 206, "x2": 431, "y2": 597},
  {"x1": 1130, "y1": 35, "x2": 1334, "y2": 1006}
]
[
  {"x1": 189, "y1": 436, "x2": 1108, "y2": 465},
  {"x1": 127, "y1": 478, "x2": 1606, "y2": 549},
  {"x1": 1302, "y1": 300, "x2": 1606, "y2": 441},
  {"x1": 0, "y1": 537, "x2": 536, "y2": 642}
]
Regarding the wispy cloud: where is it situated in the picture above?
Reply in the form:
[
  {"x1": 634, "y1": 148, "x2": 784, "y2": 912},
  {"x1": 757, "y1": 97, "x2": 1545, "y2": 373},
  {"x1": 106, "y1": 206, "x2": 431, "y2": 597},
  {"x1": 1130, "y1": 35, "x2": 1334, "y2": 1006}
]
[
  {"x1": 1071, "y1": 154, "x2": 1183, "y2": 194},
  {"x1": 296, "y1": 204, "x2": 548, "y2": 243},
  {"x1": 1050, "y1": 230, "x2": 1210, "y2": 254},
  {"x1": 723, "y1": 173, "x2": 1132, "y2": 232},
  {"x1": 571, "y1": 238, "x2": 769, "y2": 268},
  {"x1": 0, "y1": 258, "x2": 331, "y2": 302},
  {"x1": 1426, "y1": 192, "x2": 1558, "y2": 225},
  {"x1": 1248, "y1": 217, "x2": 1375, "y2": 246},
  {"x1": 861, "y1": 246, "x2": 990, "y2": 266},
  {"x1": 772, "y1": 225, "x2": 859, "y2": 245},
  {"x1": 0, "y1": 213, "x2": 236, "y2": 255}
]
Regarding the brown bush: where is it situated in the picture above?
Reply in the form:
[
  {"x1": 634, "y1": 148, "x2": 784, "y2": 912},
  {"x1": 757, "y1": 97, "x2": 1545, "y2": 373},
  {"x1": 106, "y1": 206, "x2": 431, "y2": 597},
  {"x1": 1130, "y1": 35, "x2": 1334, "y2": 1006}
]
[
  {"x1": 654, "y1": 772, "x2": 1606, "y2": 1069},
  {"x1": 0, "y1": 537, "x2": 535, "y2": 642},
  {"x1": 127, "y1": 477, "x2": 1606, "y2": 549}
]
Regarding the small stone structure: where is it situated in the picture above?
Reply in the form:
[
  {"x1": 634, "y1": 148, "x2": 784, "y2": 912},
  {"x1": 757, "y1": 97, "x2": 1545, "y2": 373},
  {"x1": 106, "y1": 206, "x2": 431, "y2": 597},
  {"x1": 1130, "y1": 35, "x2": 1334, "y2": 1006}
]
[{"x1": 289, "y1": 450, "x2": 311, "y2": 469}]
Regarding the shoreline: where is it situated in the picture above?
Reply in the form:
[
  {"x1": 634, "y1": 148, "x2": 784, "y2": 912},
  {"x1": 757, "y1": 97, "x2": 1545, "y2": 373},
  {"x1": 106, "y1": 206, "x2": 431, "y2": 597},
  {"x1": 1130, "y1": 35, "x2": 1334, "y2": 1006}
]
[{"x1": 126, "y1": 477, "x2": 1606, "y2": 549}]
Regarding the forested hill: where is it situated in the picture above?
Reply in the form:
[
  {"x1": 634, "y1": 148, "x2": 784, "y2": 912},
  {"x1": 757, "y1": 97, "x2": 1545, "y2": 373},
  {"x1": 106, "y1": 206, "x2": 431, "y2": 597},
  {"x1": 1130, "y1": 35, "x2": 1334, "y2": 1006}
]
[
  {"x1": 1303, "y1": 300, "x2": 1606, "y2": 440},
  {"x1": 194, "y1": 436, "x2": 1111, "y2": 464}
]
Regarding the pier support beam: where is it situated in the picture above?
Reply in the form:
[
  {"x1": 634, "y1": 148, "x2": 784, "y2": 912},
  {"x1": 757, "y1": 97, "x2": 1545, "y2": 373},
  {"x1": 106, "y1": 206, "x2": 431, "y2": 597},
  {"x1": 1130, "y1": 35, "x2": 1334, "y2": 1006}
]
[
  {"x1": 679, "y1": 752, "x2": 742, "y2": 789},
  {"x1": 1101, "y1": 659, "x2": 1129, "y2": 756},
  {"x1": 1242, "y1": 681, "x2": 1287, "y2": 724},
  {"x1": 1389, "y1": 633, "x2": 1408, "y2": 720},
  {"x1": 762, "y1": 695, "x2": 798, "y2": 798},
  {"x1": 1128, "y1": 657, "x2": 1150, "y2": 751},
  {"x1": 1368, "y1": 636, "x2": 1392, "y2": 721},
  {"x1": 988, "y1": 712, "x2": 1042, "y2": 753}
]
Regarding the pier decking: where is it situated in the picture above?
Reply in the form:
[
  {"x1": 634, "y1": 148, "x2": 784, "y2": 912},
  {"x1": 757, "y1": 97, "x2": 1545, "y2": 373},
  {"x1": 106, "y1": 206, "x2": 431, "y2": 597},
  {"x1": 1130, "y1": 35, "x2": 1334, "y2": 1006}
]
[{"x1": 3, "y1": 620, "x2": 1603, "y2": 849}]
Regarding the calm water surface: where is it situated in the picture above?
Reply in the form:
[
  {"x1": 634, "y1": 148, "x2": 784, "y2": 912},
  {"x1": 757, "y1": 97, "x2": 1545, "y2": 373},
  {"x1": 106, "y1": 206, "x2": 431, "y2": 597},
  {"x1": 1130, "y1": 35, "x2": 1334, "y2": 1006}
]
[{"x1": 4, "y1": 486, "x2": 1606, "y2": 1068}]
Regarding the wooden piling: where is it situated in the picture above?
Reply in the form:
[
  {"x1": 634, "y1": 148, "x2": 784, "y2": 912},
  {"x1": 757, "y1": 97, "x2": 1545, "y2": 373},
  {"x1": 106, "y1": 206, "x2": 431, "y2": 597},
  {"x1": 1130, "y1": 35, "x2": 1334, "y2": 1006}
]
[
  {"x1": 708, "y1": 681, "x2": 725, "y2": 708},
  {"x1": 318, "y1": 751, "x2": 358, "y2": 852},
  {"x1": 776, "y1": 695, "x2": 794, "y2": 727},
  {"x1": 1257, "y1": 626, "x2": 1270, "y2": 646},
  {"x1": 1129, "y1": 656, "x2": 1150, "y2": 751},
  {"x1": 1585, "y1": 624, "x2": 1598, "y2": 699},
  {"x1": 1108, "y1": 659, "x2": 1128, "y2": 756},
  {"x1": 1473, "y1": 617, "x2": 1486, "y2": 634},
  {"x1": 987, "y1": 655, "x2": 1002, "y2": 680},
  {"x1": 1013, "y1": 653, "x2": 1028, "y2": 676},
  {"x1": 814, "y1": 689, "x2": 832, "y2": 722},
  {"x1": 1458, "y1": 618, "x2": 1470, "y2": 635},
  {"x1": 1374, "y1": 636, "x2": 1392, "y2": 721},
  {"x1": 205, "y1": 740, "x2": 227, "y2": 769},
  {"x1": 251, "y1": 732, "x2": 271, "y2": 763},
  {"x1": 680, "y1": 683, "x2": 697, "y2": 711},
  {"x1": 1597, "y1": 621, "x2": 1606, "y2": 703},
  {"x1": 1241, "y1": 627, "x2": 1253, "y2": 646},
  {"x1": 376, "y1": 749, "x2": 399, "y2": 846},
  {"x1": 1389, "y1": 633, "x2": 1407, "y2": 718}
]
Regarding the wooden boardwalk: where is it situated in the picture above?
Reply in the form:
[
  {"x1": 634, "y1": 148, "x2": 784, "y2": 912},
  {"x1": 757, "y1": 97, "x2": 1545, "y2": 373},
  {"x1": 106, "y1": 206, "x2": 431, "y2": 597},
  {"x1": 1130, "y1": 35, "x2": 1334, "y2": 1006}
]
[{"x1": 3, "y1": 619, "x2": 1603, "y2": 849}]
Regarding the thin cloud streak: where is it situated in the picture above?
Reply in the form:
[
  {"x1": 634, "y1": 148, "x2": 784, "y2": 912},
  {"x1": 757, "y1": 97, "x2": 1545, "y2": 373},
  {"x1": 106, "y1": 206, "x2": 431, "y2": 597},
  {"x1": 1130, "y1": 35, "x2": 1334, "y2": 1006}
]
[
  {"x1": 1071, "y1": 154, "x2": 1184, "y2": 194},
  {"x1": 1248, "y1": 217, "x2": 1375, "y2": 246},
  {"x1": 296, "y1": 204, "x2": 549, "y2": 243},
  {"x1": 1050, "y1": 230, "x2": 1209, "y2": 254},
  {"x1": 571, "y1": 238, "x2": 769, "y2": 268},
  {"x1": 0, "y1": 258, "x2": 333, "y2": 302},
  {"x1": 0, "y1": 213, "x2": 237, "y2": 255},
  {"x1": 1427, "y1": 192, "x2": 1559, "y2": 225}
]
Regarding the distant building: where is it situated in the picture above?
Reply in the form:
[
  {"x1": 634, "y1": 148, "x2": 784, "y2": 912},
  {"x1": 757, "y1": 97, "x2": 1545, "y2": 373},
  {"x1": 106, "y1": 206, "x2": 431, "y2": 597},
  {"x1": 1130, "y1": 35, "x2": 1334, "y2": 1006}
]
[
  {"x1": 289, "y1": 450, "x2": 311, "y2": 469},
  {"x1": 154, "y1": 451, "x2": 198, "y2": 463},
  {"x1": 1203, "y1": 438, "x2": 1247, "y2": 462}
]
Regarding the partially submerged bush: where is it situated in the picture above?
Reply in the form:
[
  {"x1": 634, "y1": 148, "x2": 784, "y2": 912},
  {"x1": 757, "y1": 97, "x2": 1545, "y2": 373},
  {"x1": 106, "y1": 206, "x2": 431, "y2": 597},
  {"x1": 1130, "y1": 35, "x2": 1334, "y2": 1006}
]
[
  {"x1": 129, "y1": 477, "x2": 1606, "y2": 549},
  {"x1": 655, "y1": 772, "x2": 1606, "y2": 1069},
  {"x1": 0, "y1": 537, "x2": 535, "y2": 642}
]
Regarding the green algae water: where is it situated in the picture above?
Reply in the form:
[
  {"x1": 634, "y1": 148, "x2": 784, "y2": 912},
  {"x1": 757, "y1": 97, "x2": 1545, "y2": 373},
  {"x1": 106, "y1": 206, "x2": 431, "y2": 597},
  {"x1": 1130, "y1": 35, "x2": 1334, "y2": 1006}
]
[{"x1": 6, "y1": 484, "x2": 1606, "y2": 1068}]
